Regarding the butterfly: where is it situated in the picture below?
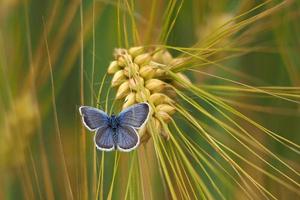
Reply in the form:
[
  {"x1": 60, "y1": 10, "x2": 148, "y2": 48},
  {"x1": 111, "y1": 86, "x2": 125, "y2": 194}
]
[{"x1": 79, "y1": 103, "x2": 150, "y2": 152}]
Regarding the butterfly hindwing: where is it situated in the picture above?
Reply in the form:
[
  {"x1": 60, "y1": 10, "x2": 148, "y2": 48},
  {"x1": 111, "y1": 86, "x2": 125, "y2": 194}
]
[
  {"x1": 79, "y1": 106, "x2": 109, "y2": 131},
  {"x1": 117, "y1": 103, "x2": 150, "y2": 129},
  {"x1": 94, "y1": 126, "x2": 115, "y2": 151},
  {"x1": 116, "y1": 125, "x2": 139, "y2": 152}
]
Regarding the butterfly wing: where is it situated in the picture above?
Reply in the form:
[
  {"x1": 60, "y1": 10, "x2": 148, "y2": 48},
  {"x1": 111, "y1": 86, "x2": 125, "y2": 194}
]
[
  {"x1": 79, "y1": 106, "x2": 109, "y2": 131},
  {"x1": 94, "y1": 126, "x2": 115, "y2": 151},
  {"x1": 116, "y1": 125, "x2": 140, "y2": 152},
  {"x1": 117, "y1": 103, "x2": 150, "y2": 129}
]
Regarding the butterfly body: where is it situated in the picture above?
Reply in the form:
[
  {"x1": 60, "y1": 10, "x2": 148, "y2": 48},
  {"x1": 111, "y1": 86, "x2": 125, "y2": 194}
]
[
  {"x1": 108, "y1": 115, "x2": 120, "y2": 129},
  {"x1": 108, "y1": 115, "x2": 119, "y2": 149},
  {"x1": 79, "y1": 103, "x2": 150, "y2": 152}
]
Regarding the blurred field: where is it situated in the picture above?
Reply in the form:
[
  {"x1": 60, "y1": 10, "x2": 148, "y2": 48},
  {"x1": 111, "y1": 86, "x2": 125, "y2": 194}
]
[{"x1": 0, "y1": 0, "x2": 300, "y2": 199}]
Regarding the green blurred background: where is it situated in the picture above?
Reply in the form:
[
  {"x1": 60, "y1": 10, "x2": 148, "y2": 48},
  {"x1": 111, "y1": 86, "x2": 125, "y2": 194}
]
[{"x1": 0, "y1": 0, "x2": 299, "y2": 199}]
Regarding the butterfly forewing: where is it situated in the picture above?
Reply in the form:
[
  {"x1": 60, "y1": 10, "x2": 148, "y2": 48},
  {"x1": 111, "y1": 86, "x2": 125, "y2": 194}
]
[
  {"x1": 117, "y1": 103, "x2": 150, "y2": 129},
  {"x1": 116, "y1": 126, "x2": 139, "y2": 151},
  {"x1": 79, "y1": 106, "x2": 109, "y2": 131},
  {"x1": 94, "y1": 126, "x2": 115, "y2": 151}
]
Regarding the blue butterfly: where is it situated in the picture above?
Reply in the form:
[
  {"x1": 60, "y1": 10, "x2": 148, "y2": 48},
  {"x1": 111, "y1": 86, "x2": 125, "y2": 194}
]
[{"x1": 79, "y1": 103, "x2": 150, "y2": 152}]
